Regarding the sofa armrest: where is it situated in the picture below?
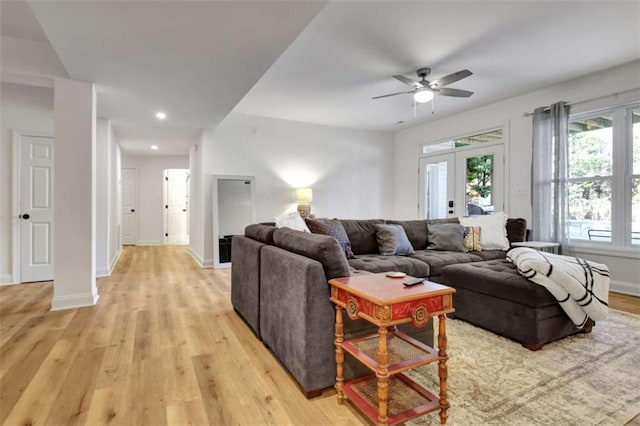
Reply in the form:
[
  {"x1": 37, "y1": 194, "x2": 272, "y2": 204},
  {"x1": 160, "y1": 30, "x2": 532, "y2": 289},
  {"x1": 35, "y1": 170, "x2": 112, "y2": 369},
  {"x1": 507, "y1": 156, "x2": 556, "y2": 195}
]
[
  {"x1": 231, "y1": 236, "x2": 265, "y2": 337},
  {"x1": 260, "y1": 245, "x2": 337, "y2": 393}
]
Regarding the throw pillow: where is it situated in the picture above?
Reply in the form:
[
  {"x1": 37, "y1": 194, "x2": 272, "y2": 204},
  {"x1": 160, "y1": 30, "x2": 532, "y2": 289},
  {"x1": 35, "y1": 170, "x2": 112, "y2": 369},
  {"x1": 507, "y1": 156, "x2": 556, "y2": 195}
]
[
  {"x1": 459, "y1": 212, "x2": 510, "y2": 250},
  {"x1": 274, "y1": 211, "x2": 310, "y2": 232},
  {"x1": 463, "y1": 226, "x2": 482, "y2": 251},
  {"x1": 374, "y1": 224, "x2": 415, "y2": 256},
  {"x1": 305, "y1": 219, "x2": 355, "y2": 259},
  {"x1": 427, "y1": 223, "x2": 466, "y2": 252}
]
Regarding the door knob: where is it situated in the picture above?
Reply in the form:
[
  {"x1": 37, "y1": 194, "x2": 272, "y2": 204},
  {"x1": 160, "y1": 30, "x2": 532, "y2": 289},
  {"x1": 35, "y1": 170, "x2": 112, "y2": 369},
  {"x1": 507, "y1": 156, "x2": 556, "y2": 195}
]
[
  {"x1": 131, "y1": 209, "x2": 135, "y2": 213},
  {"x1": 21, "y1": 214, "x2": 30, "y2": 220},
  {"x1": 182, "y1": 209, "x2": 187, "y2": 212}
]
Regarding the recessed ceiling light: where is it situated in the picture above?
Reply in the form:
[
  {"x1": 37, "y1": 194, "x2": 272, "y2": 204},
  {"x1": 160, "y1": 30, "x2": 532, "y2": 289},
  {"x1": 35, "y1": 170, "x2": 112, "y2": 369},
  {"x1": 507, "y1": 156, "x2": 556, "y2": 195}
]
[
  {"x1": 151, "y1": 145, "x2": 159, "y2": 150},
  {"x1": 155, "y1": 111, "x2": 167, "y2": 120}
]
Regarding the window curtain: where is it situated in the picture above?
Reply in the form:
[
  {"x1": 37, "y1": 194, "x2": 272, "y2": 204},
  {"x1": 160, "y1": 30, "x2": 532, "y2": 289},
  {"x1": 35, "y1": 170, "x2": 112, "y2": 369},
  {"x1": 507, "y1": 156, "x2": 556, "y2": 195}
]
[{"x1": 531, "y1": 101, "x2": 570, "y2": 248}]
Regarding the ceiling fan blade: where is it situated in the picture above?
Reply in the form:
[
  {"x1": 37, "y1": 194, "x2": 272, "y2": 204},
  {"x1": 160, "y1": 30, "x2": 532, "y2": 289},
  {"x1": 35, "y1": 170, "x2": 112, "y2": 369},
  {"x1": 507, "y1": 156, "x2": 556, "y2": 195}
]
[
  {"x1": 438, "y1": 88, "x2": 474, "y2": 98},
  {"x1": 431, "y1": 69, "x2": 473, "y2": 88},
  {"x1": 372, "y1": 91, "x2": 413, "y2": 100},
  {"x1": 393, "y1": 74, "x2": 423, "y2": 88}
]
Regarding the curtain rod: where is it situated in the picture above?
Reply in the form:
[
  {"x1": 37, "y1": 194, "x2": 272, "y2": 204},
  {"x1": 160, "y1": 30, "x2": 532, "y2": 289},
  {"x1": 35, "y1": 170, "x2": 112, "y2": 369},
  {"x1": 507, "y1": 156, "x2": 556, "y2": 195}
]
[{"x1": 522, "y1": 87, "x2": 640, "y2": 117}]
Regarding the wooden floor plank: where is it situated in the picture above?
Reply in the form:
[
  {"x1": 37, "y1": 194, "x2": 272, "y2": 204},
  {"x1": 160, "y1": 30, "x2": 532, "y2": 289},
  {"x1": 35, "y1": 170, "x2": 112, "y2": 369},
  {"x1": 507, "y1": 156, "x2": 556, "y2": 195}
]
[{"x1": 0, "y1": 245, "x2": 637, "y2": 425}]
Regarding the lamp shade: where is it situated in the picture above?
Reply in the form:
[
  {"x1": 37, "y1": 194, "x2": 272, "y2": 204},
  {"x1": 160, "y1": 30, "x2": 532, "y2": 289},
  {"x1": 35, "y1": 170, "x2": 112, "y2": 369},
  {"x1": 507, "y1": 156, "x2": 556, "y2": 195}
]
[
  {"x1": 295, "y1": 187, "x2": 313, "y2": 203},
  {"x1": 414, "y1": 89, "x2": 434, "y2": 103}
]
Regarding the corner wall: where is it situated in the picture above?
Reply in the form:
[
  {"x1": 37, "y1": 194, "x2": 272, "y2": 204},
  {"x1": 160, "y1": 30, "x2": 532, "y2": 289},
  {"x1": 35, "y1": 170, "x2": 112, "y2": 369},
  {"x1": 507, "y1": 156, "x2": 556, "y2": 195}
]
[{"x1": 189, "y1": 113, "x2": 394, "y2": 266}]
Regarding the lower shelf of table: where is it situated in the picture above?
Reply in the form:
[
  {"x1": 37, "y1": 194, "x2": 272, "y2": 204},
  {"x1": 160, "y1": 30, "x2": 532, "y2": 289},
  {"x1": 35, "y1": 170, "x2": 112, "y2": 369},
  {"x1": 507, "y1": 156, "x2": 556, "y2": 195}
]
[{"x1": 343, "y1": 372, "x2": 440, "y2": 426}]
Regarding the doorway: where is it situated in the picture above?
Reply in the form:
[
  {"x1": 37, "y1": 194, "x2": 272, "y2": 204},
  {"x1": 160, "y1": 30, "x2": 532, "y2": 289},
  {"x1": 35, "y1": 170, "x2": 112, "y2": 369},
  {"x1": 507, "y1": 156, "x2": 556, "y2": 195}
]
[
  {"x1": 12, "y1": 131, "x2": 55, "y2": 283},
  {"x1": 419, "y1": 144, "x2": 504, "y2": 219},
  {"x1": 212, "y1": 175, "x2": 255, "y2": 268},
  {"x1": 163, "y1": 169, "x2": 189, "y2": 245}
]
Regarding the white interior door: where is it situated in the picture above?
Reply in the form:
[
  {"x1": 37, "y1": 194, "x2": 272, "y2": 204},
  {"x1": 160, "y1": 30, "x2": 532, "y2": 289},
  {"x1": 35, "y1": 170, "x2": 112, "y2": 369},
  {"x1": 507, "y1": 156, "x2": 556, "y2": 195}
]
[
  {"x1": 121, "y1": 168, "x2": 137, "y2": 245},
  {"x1": 419, "y1": 154, "x2": 455, "y2": 219},
  {"x1": 165, "y1": 169, "x2": 189, "y2": 244},
  {"x1": 19, "y1": 135, "x2": 54, "y2": 282}
]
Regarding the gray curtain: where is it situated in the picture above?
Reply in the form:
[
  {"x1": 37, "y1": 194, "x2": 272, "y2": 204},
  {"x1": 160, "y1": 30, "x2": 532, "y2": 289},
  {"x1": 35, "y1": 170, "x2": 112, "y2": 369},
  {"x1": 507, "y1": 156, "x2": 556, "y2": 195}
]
[{"x1": 531, "y1": 101, "x2": 570, "y2": 248}]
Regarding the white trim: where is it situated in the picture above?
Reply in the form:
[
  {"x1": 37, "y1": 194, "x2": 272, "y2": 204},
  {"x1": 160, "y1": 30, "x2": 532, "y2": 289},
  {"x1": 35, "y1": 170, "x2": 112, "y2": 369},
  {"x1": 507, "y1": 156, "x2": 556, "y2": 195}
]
[
  {"x1": 137, "y1": 240, "x2": 162, "y2": 246},
  {"x1": 211, "y1": 175, "x2": 256, "y2": 269},
  {"x1": 109, "y1": 248, "x2": 123, "y2": 274},
  {"x1": 0, "y1": 274, "x2": 14, "y2": 285},
  {"x1": 610, "y1": 280, "x2": 640, "y2": 297},
  {"x1": 51, "y1": 292, "x2": 99, "y2": 311},
  {"x1": 96, "y1": 268, "x2": 110, "y2": 278},
  {"x1": 187, "y1": 247, "x2": 213, "y2": 268},
  {"x1": 569, "y1": 244, "x2": 640, "y2": 260}
]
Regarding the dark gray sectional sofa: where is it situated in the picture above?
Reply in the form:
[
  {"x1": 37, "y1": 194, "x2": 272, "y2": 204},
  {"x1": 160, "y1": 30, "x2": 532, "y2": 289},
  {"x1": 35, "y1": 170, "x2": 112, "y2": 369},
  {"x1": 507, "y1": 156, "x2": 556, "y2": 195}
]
[{"x1": 231, "y1": 217, "x2": 591, "y2": 397}]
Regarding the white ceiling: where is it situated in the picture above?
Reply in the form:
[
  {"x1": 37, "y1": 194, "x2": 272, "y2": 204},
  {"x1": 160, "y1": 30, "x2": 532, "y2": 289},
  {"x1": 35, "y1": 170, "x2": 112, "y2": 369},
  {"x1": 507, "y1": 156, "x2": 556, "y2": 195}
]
[
  {"x1": 2, "y1": 1, "x2": 639, "y2": 153},
  {"x1": 233, "y1": 1, "x2": 640, "y2": 131},
  {"x1": 24, "y1": 1, "x2": 326, "y2": 155}
]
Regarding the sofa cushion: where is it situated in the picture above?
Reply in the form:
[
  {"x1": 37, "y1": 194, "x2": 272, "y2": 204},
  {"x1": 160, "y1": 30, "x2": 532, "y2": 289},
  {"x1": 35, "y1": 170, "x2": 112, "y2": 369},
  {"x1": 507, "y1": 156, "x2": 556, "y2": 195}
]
[
  {"x1": 273, "y1": 227, "x2": 350, "y2": 280},
  {"x1": 441, "y1": 259, "x2": 559, "y2": 308},
  {"x1": 427, "y1": 223, "x2": 466, "y2": 252},
  {"x1": 385, "y1": 220, "x2": 428, "y2": 250},
  {"x1": 338, "y1": 219, "x2": 385, "y2": 255},
  {"x1": 348, "y1": 254, "x2": 430, "y2": 277},
  {"x1": 409, "y1": 250, "x2": 483, "y2": 276},
  {"x1": 306, "y1": 219, "x2": 355, "y2": 259},
  {"x1": 375, "y1": 224, "x2": 414, "y2": 256},
  {"x1": 245, "y1": 223, "x2": 276, "y2": 245},
  {"x1": 506, "y1": 218, "x2": 527, "y2": 244}
]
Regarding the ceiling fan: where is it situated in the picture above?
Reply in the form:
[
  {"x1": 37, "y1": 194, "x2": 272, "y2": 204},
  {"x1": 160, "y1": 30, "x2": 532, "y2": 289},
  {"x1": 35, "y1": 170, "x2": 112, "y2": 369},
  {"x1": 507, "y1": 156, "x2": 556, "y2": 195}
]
[{"x1": 373, "y1": 68, "x2": 474, "y2": 104}]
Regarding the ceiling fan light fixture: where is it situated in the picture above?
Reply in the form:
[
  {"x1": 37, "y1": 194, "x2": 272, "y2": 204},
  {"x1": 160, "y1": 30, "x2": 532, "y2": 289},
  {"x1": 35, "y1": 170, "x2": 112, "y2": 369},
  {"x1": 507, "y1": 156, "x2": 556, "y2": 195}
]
[{"x1": 413, "y1": 89, "x2": 434, "y2": 103}]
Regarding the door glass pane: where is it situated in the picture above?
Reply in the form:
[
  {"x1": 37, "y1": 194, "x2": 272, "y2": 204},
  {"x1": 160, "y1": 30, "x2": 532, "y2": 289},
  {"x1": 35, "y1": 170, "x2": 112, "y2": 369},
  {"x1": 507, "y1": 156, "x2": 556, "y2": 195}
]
[
  {"x1": 568, "y1": 179, "x2": 612, "y2": 241},
  {"x1": 465, "y1": 155, "x2": 493, "y2": 215},
  {"x1": 425, "y1": 161, "x2": 448, "y2": 219},
  {"x1": 633, "y1": 110, "x2": 640, "y2": 175}
]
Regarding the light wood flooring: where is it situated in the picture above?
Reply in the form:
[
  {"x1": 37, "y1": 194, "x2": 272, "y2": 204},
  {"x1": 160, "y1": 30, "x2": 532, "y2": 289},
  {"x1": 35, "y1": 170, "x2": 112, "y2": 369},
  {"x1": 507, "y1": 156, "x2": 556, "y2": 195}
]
[{"x1": 1, "y1": 245, "x2": 638, "y2": 425}]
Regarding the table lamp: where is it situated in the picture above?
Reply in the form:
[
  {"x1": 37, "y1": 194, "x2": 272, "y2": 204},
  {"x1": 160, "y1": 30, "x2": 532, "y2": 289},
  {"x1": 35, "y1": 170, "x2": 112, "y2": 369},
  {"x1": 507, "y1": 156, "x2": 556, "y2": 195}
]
[{"x1": 295, "y1": 187, "x2": 313, "y2": 218}]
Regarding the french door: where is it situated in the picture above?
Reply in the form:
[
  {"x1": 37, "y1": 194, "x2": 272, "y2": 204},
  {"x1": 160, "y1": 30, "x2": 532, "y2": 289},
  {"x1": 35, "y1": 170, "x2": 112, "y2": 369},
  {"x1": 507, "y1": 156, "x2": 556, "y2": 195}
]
[{"x1": 419, "y1": 145, "x2": 504, "y2": 219}]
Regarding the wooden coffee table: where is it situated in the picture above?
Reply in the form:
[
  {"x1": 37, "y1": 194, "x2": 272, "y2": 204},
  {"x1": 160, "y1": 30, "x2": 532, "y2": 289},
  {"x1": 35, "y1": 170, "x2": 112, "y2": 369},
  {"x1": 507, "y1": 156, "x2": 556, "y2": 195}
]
[{"x1": 329, "y1": 273, "x2": 455, "y2": 425}]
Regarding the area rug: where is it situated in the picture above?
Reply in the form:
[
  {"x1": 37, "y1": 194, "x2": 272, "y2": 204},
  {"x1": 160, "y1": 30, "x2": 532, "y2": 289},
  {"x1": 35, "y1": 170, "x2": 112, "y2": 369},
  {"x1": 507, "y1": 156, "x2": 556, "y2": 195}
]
[{"x1": 404, "y1": 310, "x2": 640, "y2": 425}]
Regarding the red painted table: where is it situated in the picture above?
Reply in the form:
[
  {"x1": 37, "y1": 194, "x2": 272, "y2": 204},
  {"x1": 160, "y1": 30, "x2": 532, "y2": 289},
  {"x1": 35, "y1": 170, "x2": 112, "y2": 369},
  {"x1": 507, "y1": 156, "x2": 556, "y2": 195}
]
[{"x1": 328, "y1": 273, "x2": 455, "y2": 425}]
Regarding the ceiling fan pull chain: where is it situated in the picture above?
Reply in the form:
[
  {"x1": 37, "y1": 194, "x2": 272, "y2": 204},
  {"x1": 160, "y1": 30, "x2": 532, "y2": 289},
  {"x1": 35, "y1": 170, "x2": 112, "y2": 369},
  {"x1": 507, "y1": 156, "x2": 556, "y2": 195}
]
[{"x1": 432, "y1": 96, "x2": 435, "y2": 115}]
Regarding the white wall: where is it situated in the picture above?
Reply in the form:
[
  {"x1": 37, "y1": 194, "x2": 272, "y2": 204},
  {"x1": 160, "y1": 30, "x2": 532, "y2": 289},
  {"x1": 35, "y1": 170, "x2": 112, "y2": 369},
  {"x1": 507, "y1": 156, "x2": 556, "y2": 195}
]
[
  {"x1": 188, "y1": 139, "x2": 205, "y2": 265},
  {"x1": 96, "y1": 118, "x2": 123, "y2": 276},
  {"x1": 0, "y1": 82, "x2": 54, "y2": 284},
  {"x1": 393, "y1": 60, "x2": 640, "y2": 293},
  {"x1": 188, "y1": 112, "x2": 393, "y2": 267},
  {"x1": 218, "y1": 179, "x2": 252, "y2": 236},
  {"x1": 108, "y1": 124, "x2": 122, "y2": 271},
  {"x1": 121, "y1": 155, "x2": 189, "y2": 245}
]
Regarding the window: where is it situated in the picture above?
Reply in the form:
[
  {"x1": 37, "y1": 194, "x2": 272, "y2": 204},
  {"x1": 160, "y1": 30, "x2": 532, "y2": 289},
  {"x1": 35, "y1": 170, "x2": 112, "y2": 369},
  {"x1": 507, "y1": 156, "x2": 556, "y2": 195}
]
[
  {"x1": 567, "y1": 105, "x2": 639, "y2": 246},
  {"x1": 422, "y1": 129, "x2": 503, "y2": 154}
]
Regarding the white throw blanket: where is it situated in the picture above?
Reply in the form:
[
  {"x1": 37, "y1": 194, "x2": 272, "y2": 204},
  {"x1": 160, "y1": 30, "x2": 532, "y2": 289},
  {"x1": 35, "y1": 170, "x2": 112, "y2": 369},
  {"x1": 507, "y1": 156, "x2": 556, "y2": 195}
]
[{"x1": 506, "y1": 247, "x2": 610, "y2": 327}]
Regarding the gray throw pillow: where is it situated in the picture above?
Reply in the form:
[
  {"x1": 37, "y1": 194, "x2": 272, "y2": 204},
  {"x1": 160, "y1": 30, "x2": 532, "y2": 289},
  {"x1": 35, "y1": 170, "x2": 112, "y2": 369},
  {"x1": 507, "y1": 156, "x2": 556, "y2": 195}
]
[
  {"x1": 375, "y1": 224, "x2": 415, "y2": 256},
  {"x1": 427, "y1": 223, "x2": 466, "y2": 252}
]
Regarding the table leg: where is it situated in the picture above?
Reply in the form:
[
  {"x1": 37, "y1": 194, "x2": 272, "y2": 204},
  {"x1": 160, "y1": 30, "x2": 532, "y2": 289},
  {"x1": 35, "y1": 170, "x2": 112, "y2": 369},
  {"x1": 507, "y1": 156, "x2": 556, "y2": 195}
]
[
  {"x1": 377, "y1": 326, "x2": 389, "y2": 425},
  {"x1": 335, "y1": 305, "x2": 344, "y2": 405},
  {"x1": 438, "y1": 314, "x2": 450, "y2": 424}
]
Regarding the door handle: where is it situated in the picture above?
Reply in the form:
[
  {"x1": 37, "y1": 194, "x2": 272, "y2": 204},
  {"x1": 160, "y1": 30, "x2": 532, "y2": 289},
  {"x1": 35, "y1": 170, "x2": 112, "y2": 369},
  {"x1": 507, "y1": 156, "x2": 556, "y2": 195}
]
[
  {"x1": 131, "y1": 209, "x2": 135, "y2": 213},
  {"x1": 182, "y1": 209, "x2": 187, "y2": 212},
  {"x1": 20, "y1": 214, "x2": 30, "y2": 220}
]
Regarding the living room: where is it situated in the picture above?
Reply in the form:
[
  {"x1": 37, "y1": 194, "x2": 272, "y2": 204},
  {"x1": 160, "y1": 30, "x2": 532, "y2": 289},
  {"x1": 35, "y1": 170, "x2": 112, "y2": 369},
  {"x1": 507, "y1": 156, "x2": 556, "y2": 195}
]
[{"x1": 1, "y1": 1, "x2": 639, "y2": 425}]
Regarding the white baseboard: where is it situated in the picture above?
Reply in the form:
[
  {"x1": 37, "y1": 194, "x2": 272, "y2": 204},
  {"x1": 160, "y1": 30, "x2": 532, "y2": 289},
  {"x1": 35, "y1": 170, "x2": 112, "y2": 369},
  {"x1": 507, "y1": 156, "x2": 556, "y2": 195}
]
[
  {"x1": 137, "y1": 240, "x2": 162, "y2": 246},
  {"x1": 187, "y1": 247, "x2": 213, "y2": 268},
  {"x1": 96, "y1": 268, "x2": 110, "y2": 278},
  {"x1": 611, "y1": 280, "x2": 640, "y2": 297},
  {"x1": 51, "y1": 292, "x2": 99, "y2": 311},
  {"x1": 0, "y1": 274, "x2": 14, "y2": 285},
  {"x1": 109, "y1": 249, "x2": 122, "y2": 274}
]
